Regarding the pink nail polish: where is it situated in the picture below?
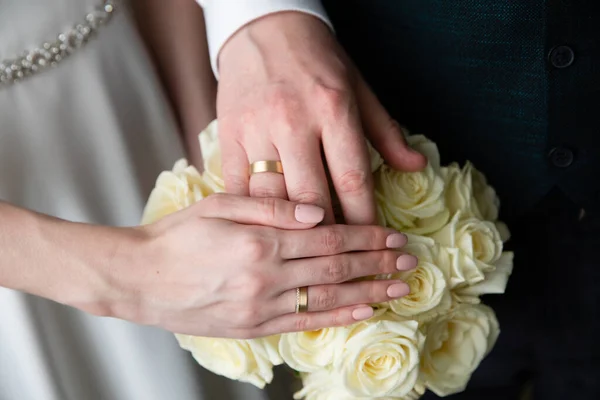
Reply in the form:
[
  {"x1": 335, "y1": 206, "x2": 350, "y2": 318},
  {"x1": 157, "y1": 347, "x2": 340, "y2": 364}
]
[
  {"x1": 295, "y1": 204, "x2": 325, "y2": 224},
  {"x1": 352, "y1": 306, "x2": 374, "y2": 321},
  {"x1": 386, "y1": 233, "x2": 407, "y2": 248},
  {"x1": 387, "y1": 282, "x2": 410, "y2": 298},
  {"x1": 396, "y1": 255, "x2": 418, "y2": 270}
]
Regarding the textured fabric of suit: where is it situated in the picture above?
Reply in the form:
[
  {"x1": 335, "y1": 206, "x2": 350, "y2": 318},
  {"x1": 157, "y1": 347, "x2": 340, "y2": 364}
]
[
  {"x1": 321, "y1": 2, "x2": 600, "y2": 399},
  {"x1": 323, "y1": 0, "x2": 600, "y2": 222}
]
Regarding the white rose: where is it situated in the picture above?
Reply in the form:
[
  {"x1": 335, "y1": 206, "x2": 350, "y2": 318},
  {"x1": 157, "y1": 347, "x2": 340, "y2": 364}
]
[
  {"x1": 141, "y1": 159, "x2": 213, "y2": 224},
  {"x1": 454, "y1": 251, "x2": 514, "y2": 303},
  {"x1": 375, "y1": 164, "x2": 449, "y2": 235},
  {"x1": 293, "y1": 370, "x2": 357, "y2": 400},
  {"x1": 494, "y1": 220, "x2": 511, "y2": 243},
  {"x1": 335, "y1": 318, "x2": 424, "y2": 398},
  {"x1": 421, "y1": 304, "x2": 500, "y2": 397},
  {"x1": 442, "y1": 162, "x2": 502, "y2": 223},
  {"x1": 294, "y1": 370, "x2": 426, "y2": 400},
  {"x1": 406, "y1": 134, "x2": 441, "y2": 171},
  {"x1": 440, "y1": 162, "x2": 481, "y2": 220},
  {"x1": 430, "y1": 212, "x2": 503, "y2": 269},
  {"x1": 389, "y1": 237, "x2": 452, "y2": 322},
  {"x1": 175, "y1": 334, "x2": 283, "y2": 389},
  {"x1": 403, "y1": 235, "x2": 485, "y2": 290},
  {"x1": 433, "y1": 245, "x2": 485, "y2": 289},
  {"x1": 198, "y1": 120, "x2": 225, "y2": 193},
  {"x1": 279, "y1": 326, "x2": 349, "y2": 373},
  {"x1": 470, "y1": 164, "x2": 500, "y2": 221},
  {"x1": 400, "y1": 383, "x2": 426, "y2": 400}
]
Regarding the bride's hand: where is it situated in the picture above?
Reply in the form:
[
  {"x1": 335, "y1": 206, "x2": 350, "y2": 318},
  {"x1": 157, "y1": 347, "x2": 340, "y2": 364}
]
[{"x1": 113, "y1": 194, "x2": 417, "y2": 339}]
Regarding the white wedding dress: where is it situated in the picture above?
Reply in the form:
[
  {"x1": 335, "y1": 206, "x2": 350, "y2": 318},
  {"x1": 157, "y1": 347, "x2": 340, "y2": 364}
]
[{"x1": 0, "y1": 1, "x2": 291, "y2": 399}]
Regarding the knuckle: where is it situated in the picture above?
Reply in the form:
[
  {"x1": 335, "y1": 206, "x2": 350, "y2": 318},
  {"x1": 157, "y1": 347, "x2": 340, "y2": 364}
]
[
  {"x1": 219, "y1": 109, "x2": 257, "y2": 138},
  {"x1": 239, "y1": 234, "x2": 268, "y2": 262},
  {"x1": 255, "y1": 197, "x2": 278, "y2": 220},
  {"x1": 325, "y1": 257, "x2": 350, "y2": 283},
  {"x1": 288, "y1": 190, "x2": 327, "y2": 207},
  {"x1": 368, "y1": 283, "x2": 382, "y2": 303},
  {"x1": 242, "y1": 273, "x2": 268, "y2": 299},
  {"x1": 293, "y1": 316, "x2": 310, "y2": 332},
  {"x1": 316, "y1": 287, "x2": 338, "y2": 309},
  {"x1": 250, "y1": 186, "x2": 279, "y2": 199},
  {"x1": 386, "y1": 118, "x2": 404, "y2": 136},
  {"x1": 337, "y1": 169, "x2": 370, "y2": 195},
  {"x1": 265, "y1": 86, "x2": 301, "y2": 122},
  {"x1": 321, "y1": 226, "x2": 345, "y2": 253},
  {"x1": 235, "y1": 304, "x2": 261, "y2": 327},
  {"x1": 238, "y1": 109, "x2": 259, "y2": 127},
  {"x1": 265, "y1": 85, "x2": 289, "y2": 108},
  {"x1": 372, "y1": 227, "x2": 390, "y2": 248},
  {"x1": 380, "y1": 250, "x2": 398, "y2": 272},
  {"x1": 313, "y1": 83, "x2": 354, "y2": 122},
  {"x1": 330, "y1": 309, "x2": 348, "y2": 327},
  {"x1": 313, "y1": 80, "x2": 350, "y2": 107}
]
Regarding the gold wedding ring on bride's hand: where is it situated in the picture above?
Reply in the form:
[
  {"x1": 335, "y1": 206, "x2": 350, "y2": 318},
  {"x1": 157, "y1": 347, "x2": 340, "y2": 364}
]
[
  {"x1": 295, "y1": 287, "x2": 308, "y2": 313},
  {"x1": 250, "y1": 160, "x2": 284, "y2": 175}
]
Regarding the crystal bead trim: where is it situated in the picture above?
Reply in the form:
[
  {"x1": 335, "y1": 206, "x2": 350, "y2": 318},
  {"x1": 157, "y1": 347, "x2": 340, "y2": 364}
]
[{"x1": 0, "y1": 1, "x2": 119, "y2": 87}]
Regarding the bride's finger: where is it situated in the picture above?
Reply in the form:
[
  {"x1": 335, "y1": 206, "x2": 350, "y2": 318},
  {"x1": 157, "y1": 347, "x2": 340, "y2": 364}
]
[
  {"x1": 278, "y1": 224, "x2": 408, "y2": 259},
  {"x1": 273, "y1": 279, "x2": 409, "y2": 316},
  {"x1": 199, "y1": 194, "x2": 325, "y2": 228},
  {"x1": 279, "y1": 250, "x2": 417, "y2": 291},
  {"x1": 248, "y1": 304, "x2": 376, "y2": 338}
]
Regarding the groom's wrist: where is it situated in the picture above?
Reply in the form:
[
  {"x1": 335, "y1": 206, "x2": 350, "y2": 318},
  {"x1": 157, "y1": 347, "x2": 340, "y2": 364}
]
[
  {"x1": 218, "y1": 11, "x2": 335, "y2": 81},
  {"x1": 197, "y1": 0, "x2": 333, "y2": 78}
]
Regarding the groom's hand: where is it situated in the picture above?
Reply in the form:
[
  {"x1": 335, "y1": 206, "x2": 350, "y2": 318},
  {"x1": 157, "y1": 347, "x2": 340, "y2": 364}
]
[{"x1": 217, "y1": 12, "x2": 427, "y2": 224}]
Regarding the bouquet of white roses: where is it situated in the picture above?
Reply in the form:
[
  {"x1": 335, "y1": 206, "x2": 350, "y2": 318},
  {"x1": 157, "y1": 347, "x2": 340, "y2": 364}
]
[{"x1": 142, "y1": 121, "x2": 513, "y2": 399}]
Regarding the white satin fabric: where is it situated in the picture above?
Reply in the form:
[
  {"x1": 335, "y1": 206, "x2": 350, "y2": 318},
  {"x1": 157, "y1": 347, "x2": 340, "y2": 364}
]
[{"x1": 0, "y1": 1, "x2": 291, "y2": 399}]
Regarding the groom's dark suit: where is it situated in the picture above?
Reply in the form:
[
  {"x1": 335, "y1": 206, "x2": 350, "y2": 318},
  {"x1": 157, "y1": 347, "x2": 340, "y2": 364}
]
[{"x1": 322, "y1": 1, "x2": 600, "y2": 399}]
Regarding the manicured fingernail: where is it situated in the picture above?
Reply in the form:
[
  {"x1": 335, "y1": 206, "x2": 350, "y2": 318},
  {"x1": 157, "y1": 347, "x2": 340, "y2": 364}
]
[
  {"x1": 295, "y1": 204, "x2": 325, "y2": 224},
  {"x1": 387, "y1": 282, "x2": 410, "y2": 298},
  {"x1": 386, "y1": 233, "x2": 407, "y2": 248},
  {"x1": 352, "y1": 306, "x2": 374, "y2": 321},
  {"x1": 397, "y1": 254, "x2": 418, "y2": 271}
]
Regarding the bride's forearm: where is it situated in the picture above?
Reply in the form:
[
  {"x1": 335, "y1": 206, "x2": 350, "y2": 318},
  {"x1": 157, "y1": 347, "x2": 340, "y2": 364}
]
[
  {"x1": 0, "y1": 201, "x2": 137, "y2": 315},
  {"x1": 132, "y1": 0, "x2": 217, "y2": 169}
]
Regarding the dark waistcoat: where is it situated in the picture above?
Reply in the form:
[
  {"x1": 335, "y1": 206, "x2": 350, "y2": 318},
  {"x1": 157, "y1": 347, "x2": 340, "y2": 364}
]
[{"x1": 322, "y1": 0, "x2": 600, "y2": 220}]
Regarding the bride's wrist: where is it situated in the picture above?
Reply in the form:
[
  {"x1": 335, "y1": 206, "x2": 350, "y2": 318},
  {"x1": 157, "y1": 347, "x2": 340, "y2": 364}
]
[
  {"x1": 73, "y1": 225, "x2": 152, "y2": 322},
  {"x1": 91, "y1": 223, "x2": 177, "y2": 327},
  {"x1": 38, "y1": 218, "x2": 146, "y2": 321}
]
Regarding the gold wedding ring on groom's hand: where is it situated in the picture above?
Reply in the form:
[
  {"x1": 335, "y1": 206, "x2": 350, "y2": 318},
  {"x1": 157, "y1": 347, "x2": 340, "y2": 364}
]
[
  {"x1": 296, "y1": 287, "x2": 308, "y2": 313},
  {"x1": 250, "y1": 160, "x2": 284, "y2": 175}
]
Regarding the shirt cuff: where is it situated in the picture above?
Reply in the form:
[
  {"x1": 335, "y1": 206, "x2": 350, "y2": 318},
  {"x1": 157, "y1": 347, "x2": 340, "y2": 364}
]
[{"x1": 196, "y1": 0, "x2": 333, "y2": 78}]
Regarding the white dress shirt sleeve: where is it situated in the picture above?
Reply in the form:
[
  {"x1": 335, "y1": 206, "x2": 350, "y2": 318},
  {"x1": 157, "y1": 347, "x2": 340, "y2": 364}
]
[{"x1": 196, "y1": 0, "x2": 333, "y2": 78}]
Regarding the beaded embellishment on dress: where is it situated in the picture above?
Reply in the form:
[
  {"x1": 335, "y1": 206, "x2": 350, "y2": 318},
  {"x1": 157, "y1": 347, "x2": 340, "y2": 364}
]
[{"x1": 0, "y1": 1, "x2": 119, "y2": 87}]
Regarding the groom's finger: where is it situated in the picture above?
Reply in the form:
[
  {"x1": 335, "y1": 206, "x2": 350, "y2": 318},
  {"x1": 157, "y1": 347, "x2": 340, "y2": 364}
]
[
  {"x1": 220, "y1": 122, "x2": 250, "y2": 196},
  {"x1": 278, "y1": 135, "x2": 335, "y2": 224},
  {"x1": 322, "y1": 97, "x2": 377, "y2": 226},
  {"x1": 247, "y1": 142, "x2": 288, "y2": 200},
  {"x1": 356, "y1": 76, "x2": 427, "y2": 172}
]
